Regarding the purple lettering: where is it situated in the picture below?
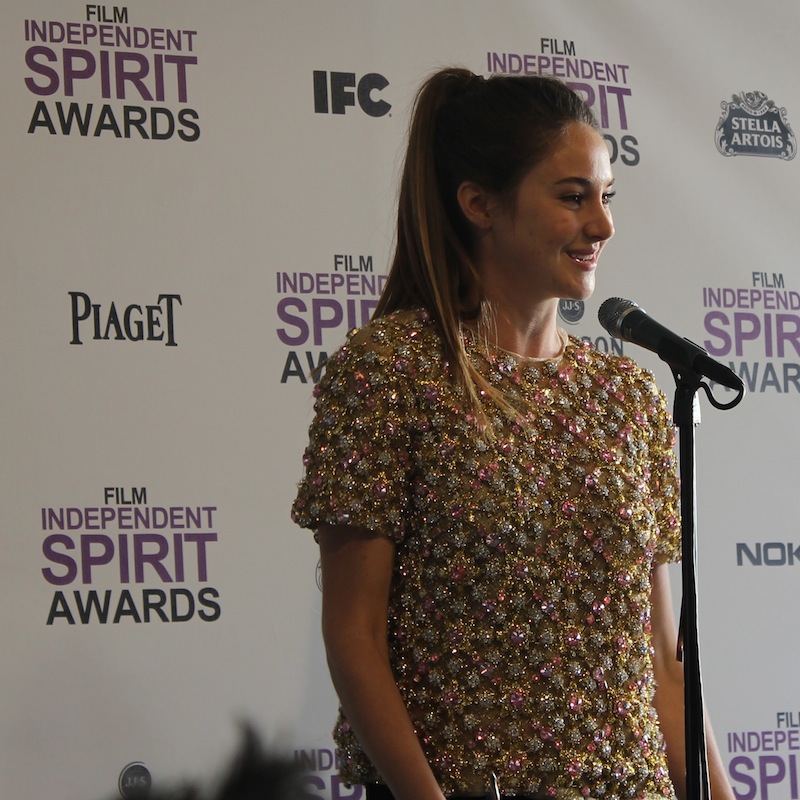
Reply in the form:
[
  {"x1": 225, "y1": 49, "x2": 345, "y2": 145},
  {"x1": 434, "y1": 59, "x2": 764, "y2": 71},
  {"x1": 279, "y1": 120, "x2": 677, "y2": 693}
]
[
  {"x1": 81, "y1": 534, "x2": 115, "y2": 583},
  {"x1": 311, "y1": 299, "x2": 343, "y2": 346},
  {"x1": 42, "y1": 534, "x2": 78, "y2": 585},
  {"x1": 134, "y1": 533, "x2": 172, "y2": 583},
  {"x1": 730, "y1": 757, "x2": 756, "y2": 800},
  {"x1": 184, "y1": 533, "x2": 217, "y2": 581},
  {"x1": 759, "y1": 756, "x2": 785, "y2": 800},
  {"x1": 115, "y1": 52, "x2": 153, "y2": 101},
  {"x1": 734, "y1": 312, "x2": 761, "y2": 356},
  {"x1": 63, "y1": 48, "x2": 96, "y2": 96},
  {"x1": 704, "y1": 311, "x2": 732, "y2": 355},
  {"x1": 777, "y1": 314, "x2": 800, "y2": 358},
  {"x1": 25, "y1": 46, "x2": 59, "y2": 95},
  {"x1": 277, "y1": 298, "x2": 310, "y2": 346}
]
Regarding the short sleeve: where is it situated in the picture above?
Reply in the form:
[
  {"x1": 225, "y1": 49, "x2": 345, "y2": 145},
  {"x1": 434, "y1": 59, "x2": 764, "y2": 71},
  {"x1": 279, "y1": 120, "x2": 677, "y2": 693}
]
[
  {"x1": 291, "y1": 325, "x2": 417, "y2": 543},
  {"x1": 646, "y1": 383, "x2": 681, "y2": 565}
]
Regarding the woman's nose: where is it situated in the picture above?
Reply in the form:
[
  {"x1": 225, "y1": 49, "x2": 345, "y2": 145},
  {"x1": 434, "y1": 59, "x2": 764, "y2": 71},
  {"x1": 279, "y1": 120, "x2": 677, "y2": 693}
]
[{"x1": 586, "y1": 205, "x2": 615, "y2": 242}]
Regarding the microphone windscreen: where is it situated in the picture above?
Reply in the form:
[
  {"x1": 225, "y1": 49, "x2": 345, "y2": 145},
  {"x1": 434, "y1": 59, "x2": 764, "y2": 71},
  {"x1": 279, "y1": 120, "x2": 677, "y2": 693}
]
[{"x1": 598, "y1": 297, "x2": 638, "y2": 337}]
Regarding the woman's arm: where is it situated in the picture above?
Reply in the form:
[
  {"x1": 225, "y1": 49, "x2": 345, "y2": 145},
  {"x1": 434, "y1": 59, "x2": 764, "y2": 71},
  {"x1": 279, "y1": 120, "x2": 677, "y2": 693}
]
[
  {"x1": 318, "y1": 523, "x2": 447, "y2": 800},
  {"x1": 650, "y1": 563, "x2": 736, "y2": 800}
]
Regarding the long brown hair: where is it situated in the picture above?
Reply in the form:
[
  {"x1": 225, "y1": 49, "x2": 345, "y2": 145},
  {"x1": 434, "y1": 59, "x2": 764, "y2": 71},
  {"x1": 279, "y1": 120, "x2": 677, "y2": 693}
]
[{"x1": 374, "y1": 67, "x2": 599, "y2": 417}]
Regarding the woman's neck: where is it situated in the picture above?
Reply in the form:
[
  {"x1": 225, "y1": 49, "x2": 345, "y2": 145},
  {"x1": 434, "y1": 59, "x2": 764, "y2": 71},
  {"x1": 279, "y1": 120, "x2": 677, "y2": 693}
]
[{"x1": 475, "y1": 301, "x2": 563, "y2": 359}]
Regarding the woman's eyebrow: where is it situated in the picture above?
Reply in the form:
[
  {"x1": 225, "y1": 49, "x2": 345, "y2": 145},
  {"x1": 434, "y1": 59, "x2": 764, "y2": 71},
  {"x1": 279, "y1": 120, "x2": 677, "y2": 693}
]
[{"x1": 554, "y1": 177, "x2": 616, "y2": 187}]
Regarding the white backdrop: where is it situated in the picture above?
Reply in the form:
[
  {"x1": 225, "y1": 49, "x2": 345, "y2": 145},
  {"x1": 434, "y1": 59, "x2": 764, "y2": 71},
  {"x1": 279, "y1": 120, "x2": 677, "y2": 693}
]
[{"x1": 2, "y1": 2, "x2": 798, "y2": 799}]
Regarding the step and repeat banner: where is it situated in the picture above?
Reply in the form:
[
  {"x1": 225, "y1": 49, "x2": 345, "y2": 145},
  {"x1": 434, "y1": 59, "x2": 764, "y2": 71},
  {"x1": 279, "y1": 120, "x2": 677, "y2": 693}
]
[{"x1": 2, "y1": 2, "x2": 798, "y2": 799}]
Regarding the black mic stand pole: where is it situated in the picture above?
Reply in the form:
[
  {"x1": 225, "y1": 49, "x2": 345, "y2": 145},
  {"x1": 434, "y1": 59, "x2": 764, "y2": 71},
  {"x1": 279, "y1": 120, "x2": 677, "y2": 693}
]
[{"x1": 671, "y1": 366, "x2": 710, "y2": 800}]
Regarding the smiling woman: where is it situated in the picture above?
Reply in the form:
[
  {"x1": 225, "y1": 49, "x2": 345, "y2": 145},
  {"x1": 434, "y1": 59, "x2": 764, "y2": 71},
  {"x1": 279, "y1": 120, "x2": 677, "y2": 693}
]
[
  {"x1": 457, "y1": 121, "x2": 615, "y2": 358},
  {"x1": 292, "y1": 67, "x2": 736, "y2": 800}
]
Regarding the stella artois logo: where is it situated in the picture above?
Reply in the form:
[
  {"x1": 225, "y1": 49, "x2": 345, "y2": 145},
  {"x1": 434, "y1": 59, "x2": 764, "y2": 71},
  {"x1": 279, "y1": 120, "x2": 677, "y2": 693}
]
[{"x1": 715, "y1": 91, "x2": 796, "y2": 160}]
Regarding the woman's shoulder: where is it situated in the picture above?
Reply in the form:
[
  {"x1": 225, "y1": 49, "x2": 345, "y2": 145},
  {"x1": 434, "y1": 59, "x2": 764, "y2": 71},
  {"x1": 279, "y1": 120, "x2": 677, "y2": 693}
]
[
  {"x1": 330, "y1": 307, "x2": 443, "y2": 366},
  {"x1": 566, "y1": 334, "x2": 665, "y2": 398},
  {"x1": 350, "y1": 307, "x2": 438, "y2": 344}
]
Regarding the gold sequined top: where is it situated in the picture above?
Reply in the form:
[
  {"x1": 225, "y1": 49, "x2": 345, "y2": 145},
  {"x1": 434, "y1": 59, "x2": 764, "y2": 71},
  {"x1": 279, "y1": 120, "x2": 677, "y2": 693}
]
[{"x1": 292, "y1": 308, "x2": 681, "y2": 799}]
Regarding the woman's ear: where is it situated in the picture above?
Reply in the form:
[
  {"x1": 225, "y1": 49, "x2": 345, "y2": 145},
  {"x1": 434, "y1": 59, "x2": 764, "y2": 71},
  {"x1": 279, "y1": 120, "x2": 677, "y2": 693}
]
[{"x1": 456, "y1": 181, "x2": 493, "y2": 230}]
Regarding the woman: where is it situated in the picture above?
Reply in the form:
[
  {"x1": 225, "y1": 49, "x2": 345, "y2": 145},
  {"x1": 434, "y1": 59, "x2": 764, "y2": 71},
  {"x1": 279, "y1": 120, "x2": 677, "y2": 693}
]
[{"x1": 292, "y1": 67, "x2": 733, "y2": 800}]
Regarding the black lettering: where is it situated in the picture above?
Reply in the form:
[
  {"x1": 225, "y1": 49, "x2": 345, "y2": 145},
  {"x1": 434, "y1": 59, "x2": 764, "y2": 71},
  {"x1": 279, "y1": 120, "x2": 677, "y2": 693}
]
[
  {"x1": 602, "y1": 133, "x2": 640, "y2": 167},
  {"x1": 56, "y1": 102, "x2": 93, "y2": 135},
  {"x1": 150, "y1": 107, "x2": 175, "y2": 140},
  {"x1": 736, "y1": 542, "x2": 800, "y2": 565},
  {"x1": 69, "y1": 291, "x2": 92, "y2": 344},
  {"x1": 143, "y1": 589, "x2": 169, "y2": 622},
  {"x1": 357, "y1": 73, "x2": 390, "y2": 117},
  {"x1": 45, "y1": 588, "x2": 221, "y2": 625},
  {"x1": 170, "y1": 588, "x2": 195, "y2": 621},
  {"x1": 113, "y1": 589, "x2": 142, "y2": 623},
  {"x1": 74, "y1": 589, "x2": 112, "y2": 623},
  {"x1": 29, "y1": 101, "x2": 198, "y2": 142},
  {"x1": 620, "y1": 135, "x2": 640, "y2": 166},
  {"x1": 132, "y1": 487, "x2": 147, "y2": 504},
  {"x1": 737, "y1": 542, "x2": 762, "y2": 566},
  {"x1": 760, "y1": 362, "x2": 781, "y2": 392},
  {"x1": 764, "y1": 542, "x2": 787, "y2": 566},
  {"x1": 70, "y1": 294, "x2": 180, "y2": 344},
  {"x1": 177, "y1": 109, "x2": 200, "y2": 142},
  {"x1": 197, "y1": 587, "x2": 221, "y2": 621},
  {"x1": 46, "y1": 591, "x2": 76, "y2": 625},
  {"x1": 281, "y1": 351, "x2": 306, "y2": 383},
  {"x1": 735, "y1": 362, "x2": 760, "y2": 394},
  {"x1": 330, "y1": 72, "x2": 356, "y2": 114},
  {"x1": 313, "y1": 70, "x2": 328, "y2": 113},
  {"x1": 158, "y1": 294, "x2": 181, "y2": 345},
  {"x1": 102, "y1": 302, "x2": 125, "y2": 340},
  {"x1": 94, "y1": 104, "x2": 122, "y2": 137},
  {"x1": 123, "y1": 105, "x2": 149, "y2": 139},
  {"x1": 28, "y1": 100, "x2": 57, "y2": 134},
  {"x1": 123, "y1": 305, "x2": 144, "y2": 341},
  {"x1": 786, "y1": 363, "x2": 800, "y2": 393},
  {"x1": 307, "y1": 351, "x2": 328, "y2": 380}
]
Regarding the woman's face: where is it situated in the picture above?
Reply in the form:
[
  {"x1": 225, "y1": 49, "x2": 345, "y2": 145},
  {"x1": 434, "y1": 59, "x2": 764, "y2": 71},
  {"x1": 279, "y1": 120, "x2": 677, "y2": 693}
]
[{"x1": 476, "y1": 122, "x2": 616, "y2": 309}]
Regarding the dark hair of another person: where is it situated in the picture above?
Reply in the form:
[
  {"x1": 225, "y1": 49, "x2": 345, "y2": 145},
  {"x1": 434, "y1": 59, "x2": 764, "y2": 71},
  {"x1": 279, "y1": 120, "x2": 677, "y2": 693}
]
[{"x1": 107, "y1": 726, "x2": 304, "y2": 800}]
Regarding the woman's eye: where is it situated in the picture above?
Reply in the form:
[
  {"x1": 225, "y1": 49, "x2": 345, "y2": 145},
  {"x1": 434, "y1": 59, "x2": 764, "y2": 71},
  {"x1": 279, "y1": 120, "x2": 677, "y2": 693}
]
[{"x1": 562, "y1": 190, "x2": 616, "y2": 206}]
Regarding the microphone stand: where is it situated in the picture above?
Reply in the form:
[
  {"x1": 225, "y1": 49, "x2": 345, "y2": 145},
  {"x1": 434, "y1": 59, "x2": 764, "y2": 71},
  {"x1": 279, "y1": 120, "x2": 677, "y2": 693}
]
[
  {"x1": 597, "y1": 297, "x2": 745, "y2": 800},
  {"x1": 670, "y1": 366, "x2": 709, "y2": 800}
]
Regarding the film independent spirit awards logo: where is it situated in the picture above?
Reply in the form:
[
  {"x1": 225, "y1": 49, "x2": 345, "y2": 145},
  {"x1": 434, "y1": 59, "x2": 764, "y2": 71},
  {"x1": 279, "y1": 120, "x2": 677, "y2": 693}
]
[{"x1": 715, "y1": 90, "x2": 797, "y2": 160}]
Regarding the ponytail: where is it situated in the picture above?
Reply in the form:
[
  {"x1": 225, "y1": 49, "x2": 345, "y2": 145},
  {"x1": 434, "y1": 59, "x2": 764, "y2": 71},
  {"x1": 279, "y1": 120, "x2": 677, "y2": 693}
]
[{"x1": 375, "y1": 66, "x2": 598, "y2": 422}]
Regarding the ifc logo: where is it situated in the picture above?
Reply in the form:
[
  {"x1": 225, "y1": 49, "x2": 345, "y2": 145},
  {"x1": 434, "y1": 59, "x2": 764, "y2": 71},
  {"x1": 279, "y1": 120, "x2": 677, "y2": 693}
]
[
  {"x1": 558, "y1": 299, "x2": 585, "y2": 325},
  {"x1": 119, "y1": 762, "x2": 152, "y2": 799},
  {"x1": 313, "y1": 71, "x2": 391, "y2": 117}
]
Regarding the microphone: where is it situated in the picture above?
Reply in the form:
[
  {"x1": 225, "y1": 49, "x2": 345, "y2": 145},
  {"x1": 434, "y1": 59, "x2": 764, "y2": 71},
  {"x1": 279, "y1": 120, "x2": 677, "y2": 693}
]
[{"x1": 598, "y1": 297, "x2": 744, "y2": 391}]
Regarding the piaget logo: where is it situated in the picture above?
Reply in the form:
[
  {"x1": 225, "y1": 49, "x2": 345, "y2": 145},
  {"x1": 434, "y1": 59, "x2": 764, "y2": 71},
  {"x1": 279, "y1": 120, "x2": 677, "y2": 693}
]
[
  {"x1": 715, "y1": 91, "x2": 796, "y2": 160},
  {"x1": 69, "y1": 292, "x2": 182, "y2": 345}
]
